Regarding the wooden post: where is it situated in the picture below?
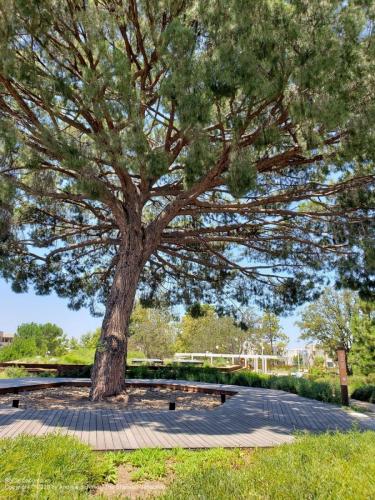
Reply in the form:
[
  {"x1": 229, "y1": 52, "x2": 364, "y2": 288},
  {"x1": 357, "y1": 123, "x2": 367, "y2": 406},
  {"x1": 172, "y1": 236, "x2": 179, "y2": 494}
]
[
  {"x1": 221, "y1": 393, "x2": 226, "y2": 404},
  {"x1": 12, "y1": 400, "x2": 19, "y2": 408},
  {"x1": 337, "y1": 347, "x2": 349, "y2": 406},
  {"x1": 169, "y1": 400, "x2": 176, "y2": 410}
]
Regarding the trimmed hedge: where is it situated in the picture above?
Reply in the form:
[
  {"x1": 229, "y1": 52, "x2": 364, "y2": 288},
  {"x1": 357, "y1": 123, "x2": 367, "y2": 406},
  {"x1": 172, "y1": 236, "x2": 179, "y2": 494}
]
[{"x1": 351, "y1": 385, "x2": 375, "y2": 404}]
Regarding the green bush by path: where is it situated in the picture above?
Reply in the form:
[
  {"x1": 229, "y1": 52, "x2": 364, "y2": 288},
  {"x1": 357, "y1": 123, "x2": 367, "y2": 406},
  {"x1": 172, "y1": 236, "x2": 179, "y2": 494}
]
[
  {"x1": 0, "y1": 434, "x2": 113, "y2": 499},
  {"x1": 351, "y1": 385, "x2": 375, "y2": 403}
]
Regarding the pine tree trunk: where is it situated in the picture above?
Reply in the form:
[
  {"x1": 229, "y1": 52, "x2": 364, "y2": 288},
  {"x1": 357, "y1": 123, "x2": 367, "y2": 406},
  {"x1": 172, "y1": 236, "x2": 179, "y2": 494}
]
[{"x1": 90, "y1": 235, "x2": 143, "y2": 401}]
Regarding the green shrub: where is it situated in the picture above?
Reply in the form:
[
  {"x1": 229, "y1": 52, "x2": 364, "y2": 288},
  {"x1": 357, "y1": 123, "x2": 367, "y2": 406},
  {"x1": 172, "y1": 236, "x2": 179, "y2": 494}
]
[
  {"x1": 347, "y1": 374, "x2": 368, "y2": 392},
  {"x1": 36, "y1": 371, "x2": 57, "y2": 378},
  {"x1": 351, "y1": 385, "x2": 375, "y2": 403},
  {"x1": 127, "y1": 350, "x2": 146, "y2": 360},
  {"x1": 228, "y1": 372, "x2": 250, "y2": 386},
  {"x1": 59, "y1": 348, "x2": 95, "y2": 365},
  {"x1": 57, "y1": 365, "x2": 92, "y2": 378},
  {"x1": 307, "y1": 366, "x2": 330, "y2": 380},
  {"x1": 0, "y1": 366, "x2": 29, "y2": 379},
  {"x1": 0, "y1": 434, "x2": 112, "y2": 499},
  {"x1": 125, "y1": 366, "x2": 341, "y2": 404}
]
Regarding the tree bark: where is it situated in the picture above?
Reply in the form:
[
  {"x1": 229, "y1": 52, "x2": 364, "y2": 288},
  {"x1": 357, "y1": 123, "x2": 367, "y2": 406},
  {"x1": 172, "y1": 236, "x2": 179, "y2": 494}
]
[{"x1": 90, "y1": 234, "x2": 143, "y2": 401}]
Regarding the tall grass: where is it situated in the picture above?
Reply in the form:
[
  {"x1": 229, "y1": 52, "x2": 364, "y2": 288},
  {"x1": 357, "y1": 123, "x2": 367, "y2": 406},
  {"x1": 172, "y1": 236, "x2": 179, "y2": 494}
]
[
  {"x1": 162, "y1": 431, "x2": 375, "y2": 500},
  {"x1": 1, "y1": 432, "x2": 374, "y2": 499},
  {"x1": 0, "y1": 434, "x2": 113, "y2": 499}
]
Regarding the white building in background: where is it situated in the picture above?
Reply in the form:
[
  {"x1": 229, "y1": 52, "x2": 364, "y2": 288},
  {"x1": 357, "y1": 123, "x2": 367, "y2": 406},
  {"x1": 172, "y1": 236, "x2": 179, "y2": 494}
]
[
  {"x1": 0, "y1": 331, "x2": 14, "y2": 348},
  {"x1": 285, "y1": 344, "x2": 335, "y2": 368}
]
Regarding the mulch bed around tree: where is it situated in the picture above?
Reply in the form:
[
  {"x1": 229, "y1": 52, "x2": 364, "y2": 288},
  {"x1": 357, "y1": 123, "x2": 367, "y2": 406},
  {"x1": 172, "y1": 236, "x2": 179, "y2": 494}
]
[{"x1": 0, "y1": 386, "x2": 225, "y2": 411}]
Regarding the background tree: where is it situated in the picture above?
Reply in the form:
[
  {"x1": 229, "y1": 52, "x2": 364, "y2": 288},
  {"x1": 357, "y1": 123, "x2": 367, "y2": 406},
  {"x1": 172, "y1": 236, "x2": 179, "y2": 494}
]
[
  {"x1": 349, "y1": 300, "x2": 375, "y2": 376},
  {"x1": 0, "y1": 322, "x2": 67, "y2": 361},
  {"x1": 177, "y1": 305, "x2": 250, "y2": 354},
  {"x1": 80, "y1": 328, "x2": 101, "y2": 350},
  {"x1": 0, "y1": 1, "x2": 374, "y2": 398},
  {"x1": 257, "y1": 310, "x2": 289, "y2": 354},
  {"x1": 128, "y1": 303, "x2": 176, "y2": 358},
  {"x1": 297, "y1": 288, "x2": 359, "y2": 373}
]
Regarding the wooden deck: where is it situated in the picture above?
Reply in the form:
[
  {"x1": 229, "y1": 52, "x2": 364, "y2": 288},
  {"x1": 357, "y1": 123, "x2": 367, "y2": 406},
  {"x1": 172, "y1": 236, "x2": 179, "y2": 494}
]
[{"x1": 0, "y1": 378, "x2": 374, "y2": 450}]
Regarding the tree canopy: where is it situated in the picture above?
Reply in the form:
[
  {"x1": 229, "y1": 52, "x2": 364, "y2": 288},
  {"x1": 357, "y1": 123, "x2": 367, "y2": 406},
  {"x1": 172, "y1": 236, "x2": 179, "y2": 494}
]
[
  {"x1": 1, "y1": 0, "x2": 374, "y2": 312},
  {"x1": 176, "y1": 305, "x2": 289, "y2": 355},
  {"x1": 0, "y1": 0, "x2": 374, "y2": 397},
  {"x1": 297, "y1": 288, "x2": 358, "y2": 356},
  {"x1": 257, "y1": 310, "x2": 288, "y2": 354},
  {"x1": 349, "y1": 300, "x2": 375, "y2": 376},
  {"x1": 297, "y1": 287, "x2": 375, "y2": 374},
  {"x1": 177, "y1": 305, "x2": 248, "y2": 354}
]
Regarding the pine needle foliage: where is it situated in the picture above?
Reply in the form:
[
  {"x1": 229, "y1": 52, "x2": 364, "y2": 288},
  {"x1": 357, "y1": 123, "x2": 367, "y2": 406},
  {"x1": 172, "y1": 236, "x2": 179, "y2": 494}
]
[{"x1": 0, "y1": 0, "x2": 374, "y2": 314}]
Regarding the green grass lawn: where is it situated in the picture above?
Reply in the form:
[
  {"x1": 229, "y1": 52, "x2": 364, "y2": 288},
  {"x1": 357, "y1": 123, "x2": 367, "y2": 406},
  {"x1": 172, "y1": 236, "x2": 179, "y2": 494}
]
[
  {"x1": 0, "y1": 434, "x2": 113, "y2": 499},
  {"x1": 0, "y1": 431, "x2": 374, "y2": 499}
]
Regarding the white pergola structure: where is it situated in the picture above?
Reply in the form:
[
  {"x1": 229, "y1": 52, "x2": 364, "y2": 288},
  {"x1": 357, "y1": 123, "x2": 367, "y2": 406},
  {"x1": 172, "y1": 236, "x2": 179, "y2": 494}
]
[{"x1": 174, "y1": 353, "x2": 284, "y2": 374}]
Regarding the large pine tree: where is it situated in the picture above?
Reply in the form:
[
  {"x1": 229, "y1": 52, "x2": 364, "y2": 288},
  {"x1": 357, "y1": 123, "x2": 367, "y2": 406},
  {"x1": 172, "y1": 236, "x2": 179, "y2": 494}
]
[{"x1": 0, "y1": 0, "x2": 374, "y2": 399}]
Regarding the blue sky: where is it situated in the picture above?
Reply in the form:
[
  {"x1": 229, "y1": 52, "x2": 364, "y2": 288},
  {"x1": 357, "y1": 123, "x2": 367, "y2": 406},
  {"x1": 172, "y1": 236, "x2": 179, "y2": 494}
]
[{"x1": 0, "y1": 278, "x2": 304, "y2": 347}]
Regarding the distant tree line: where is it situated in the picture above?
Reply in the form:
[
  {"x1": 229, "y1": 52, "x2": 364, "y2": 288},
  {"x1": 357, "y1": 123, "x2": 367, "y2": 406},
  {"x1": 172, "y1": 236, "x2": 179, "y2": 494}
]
[{"x1": 0, "y1": 288, "x2": 373, "y2": 378}]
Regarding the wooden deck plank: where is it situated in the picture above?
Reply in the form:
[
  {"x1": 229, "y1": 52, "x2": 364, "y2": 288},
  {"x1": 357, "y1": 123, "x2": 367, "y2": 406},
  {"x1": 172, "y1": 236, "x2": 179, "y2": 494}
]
[
  {"x1": 125, "y1": 411, "x2": 154, "y2": 449},
  {"x1": 110, "y1": 410, "x2": 132, "y2": 450},
  {"x1": 74, "y1": 409, "x2": 86, "y2": 442},
  {"x1": 65, "y1": 410, "x2": 80, "y2": 438},
  {"x1": 44, "y1": 409, "x2": 64, "y2": 436},
  {"x1": 108, "y1": 410, "x2": 123, "y2": 450},
  {"x1": 60, "y1": 409, "x2": 75, "y2": 437},
  {"x1": 0, "y1": 409, "x2": 21, "y2": 431},
  {"x1": 2, "y1": 409, "x2": 40, "y2": 438},
  {"x1": 80, "y1": 409, "x2": 92, "y2": 446},
  {"x1": 87, "y1": 410, "x2": 98, "y2": 448},
  {"x1": 161, "y1": 410, "x2": 232, "y2": 448},
  {"x1": 95, "y1": 409, "x2": 107, "y2": 450},
  {"x1": 113, "y1": 411, "x2": 140, "y2": 450},
  {"x1": 13, "y1": 409, "x2": 46, "y2": 437},
  {"x1": 142, "y1": 410, "x2": 186, "y2": 448},
  {"x1": 140, "y1": 411, "x2": 184, "y2": 449},
  {"x1": 100, "y1": 410, "x2": 116, "y2": 450},
  {"x1": 35, "y1": 410, "x2": 59, "y2": 436}
]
